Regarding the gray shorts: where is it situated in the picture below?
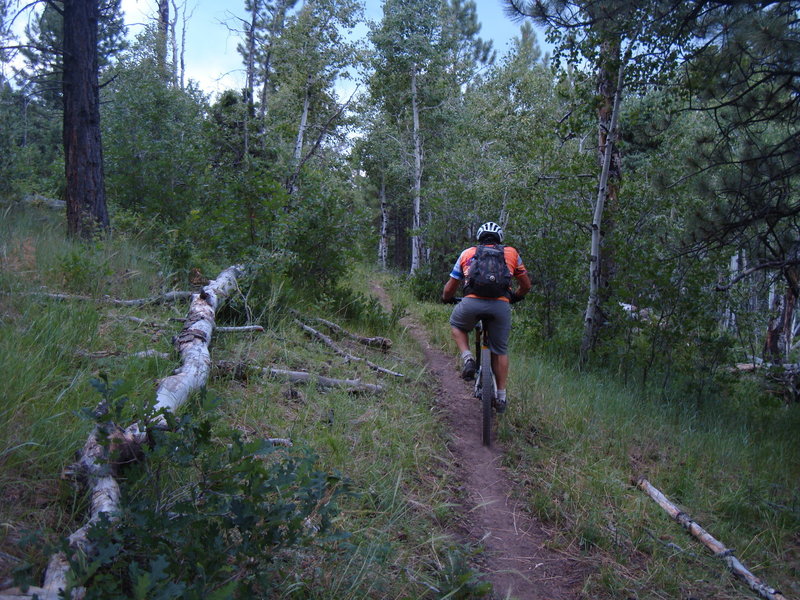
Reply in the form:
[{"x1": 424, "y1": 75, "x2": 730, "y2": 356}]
[{"x1": 450, "y1": 297, "x2": 512, "y2": 355}]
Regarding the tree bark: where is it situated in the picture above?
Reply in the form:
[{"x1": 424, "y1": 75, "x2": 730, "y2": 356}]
[
  {"x1": 23, "y1": 266, "x2": 245, "y2": 599},
  {"x1": 580, "y1": 52, "x2": 624, "y2": 365},
  {"x1": 379, "y1": 176, "x2": 388, "y2": 269},
  {"x1": 409, "y1": 65, "x2": 423, "y2": 275},
  {"x1": 63, "y1": 0, "x2": 109, "y2": 239},
  {"x1": 156, "y1": 0, "x2": 169, "y2": 75},
  {"x1": 288, "y1": 74, "x2": 313, "y2": 195}
]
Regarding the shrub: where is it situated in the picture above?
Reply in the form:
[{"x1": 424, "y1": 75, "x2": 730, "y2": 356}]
[{"x1": 54, "y1": 385, "x2": 352, "y2": 599}]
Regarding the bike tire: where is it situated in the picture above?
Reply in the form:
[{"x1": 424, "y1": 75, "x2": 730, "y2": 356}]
[{"x1": 481, "y1": 347, "x2": 493, "y2": 446}]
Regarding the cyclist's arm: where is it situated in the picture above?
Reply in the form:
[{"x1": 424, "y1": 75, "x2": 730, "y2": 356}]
[
  {"x1": 442, "y1": 277, "x2": 460, "y2": 302},
  {"x1": 515, "y1": 272, "x2": 532, "y2": 299}
]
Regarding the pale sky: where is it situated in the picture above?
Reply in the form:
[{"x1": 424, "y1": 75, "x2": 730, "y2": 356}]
[{"x1": 119, "y1": 0, "x2": 546, "y2": 97}]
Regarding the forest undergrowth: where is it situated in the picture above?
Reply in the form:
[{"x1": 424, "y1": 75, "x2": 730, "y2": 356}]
[
  {"x1": 0, "y1": 205, "x2": 486, "y2": 598},
  {"x1": 1, "y1": 204, "x2": 799, "y2": 599},
  {"x1": 413, "y1": 294, "x2": 800, "y2": 599}
]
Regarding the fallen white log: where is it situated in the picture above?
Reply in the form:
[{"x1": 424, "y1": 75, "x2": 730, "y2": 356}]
[
  {"x1": 291, "y1": 311, "x2": 392, "y2": 350},
  {"x1": 76, "y1": 349, "x2": 170, "y2": 360},
  {"x1": 637, "y1": 478, "x2": 787, "y2": 600},
  {"x1": 216, "y1": 325, "x2": 264, "y2": 333},
  {"x1": 296, "y1": 321, "x2": 404, "y2": 378},
  {"x1": 214, "y1": 360, "x2": 385, "y2": 394},
  {"x1": 23, "y1": 290, "x2": 194, "y2": 306},
  {"x1": 151, "y1": 266, "x2": 244, "y2": 422},
  {"x1": 29, "y1": 265, "x2": 245, "y2": 599}
]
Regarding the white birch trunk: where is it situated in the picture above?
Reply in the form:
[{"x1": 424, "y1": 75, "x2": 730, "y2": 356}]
[
  {"x1": 288, "y1": 75, "x2": 312, "y2": 195},
  {"x1": 580, "y1": 60, "x2": 624, "y2": 363},
  {"x1": 293, "y1": 76, "x2": 312, "y2": 165},
  {"x1": 379, "y1": 177, "x2": 388, "y2": 269},
  {"x1": 169, "y1": 0, "x2": 178, "y2": 84},
  {"x1": 151, "y1": 265, "x2": 244, "y2": 420},
  {"x1": 409, "y1": 66, "x2": 423, "y2": 276},
  {"x1": 722, "y1": 252, "x2": 741, "y2": 331}
]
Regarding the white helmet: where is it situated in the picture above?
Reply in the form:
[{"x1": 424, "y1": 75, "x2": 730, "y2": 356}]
[{"x1": 476, "y1": 221, "x2": 504, "y2": 243}]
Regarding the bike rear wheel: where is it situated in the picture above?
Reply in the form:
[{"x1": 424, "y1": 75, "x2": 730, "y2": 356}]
[{"x1": 481, "y1": 347, "x2": 493, "y2": 446}]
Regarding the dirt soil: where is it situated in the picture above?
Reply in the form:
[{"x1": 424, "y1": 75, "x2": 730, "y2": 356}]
[{"x1": 373, "y1": 283, "x2": 589, "y2": 600}]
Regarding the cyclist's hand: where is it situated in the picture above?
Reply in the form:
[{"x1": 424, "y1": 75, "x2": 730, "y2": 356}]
[
  {"x1": 508, "y1": 291, "x2": 524, "y2": 304},
  {"x1": 441, "y1": 297, "x2": 459, "y2": 304}
]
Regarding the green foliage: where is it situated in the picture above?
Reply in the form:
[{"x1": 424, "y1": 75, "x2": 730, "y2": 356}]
[
  {"x1": 102, "y1": 29, "x2": 210, "y2": 224},
  {"x1": 60, "y1": 391, "x2": 351, "y2": 599},
  {"x1": 428, "y1": 544, "x2": 492, "y2": 599},
  {"x1": 409, "y1": 262, "x2": 446, "y2": 303},
  {"x1": 315, "y1": 285, "x2": 405, "y2": 333},
  {"x1": 57, "y1": 247, "x2": 112, "y2": 293}
]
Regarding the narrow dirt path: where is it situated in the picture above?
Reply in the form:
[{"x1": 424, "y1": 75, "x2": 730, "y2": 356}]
[{"x1": 373, "y1": 284, "x2": 587, "y2": 600}]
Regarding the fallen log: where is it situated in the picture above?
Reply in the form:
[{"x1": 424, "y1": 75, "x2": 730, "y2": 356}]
[
  {"x1": 214, "y1": 360, "x2": 385, "y2": 394},
  {"x1": 295, "y1": 320, "x2": 404, "y2": 378},
  {"x1": 24, "y1": 290, "x2": 194, "y2": 306},
  {"x1": 636, "y1": 477, "x2": 787, "y2": 600},
  {"x1": 291, "y1": 311, "x2": 392, "y2": 350},
  {"x1": 23, "y1": 193, "x2": 65, "y2": 211},
  {"x1": 216, "y1": 325, "x2": 264, "y2": 333},
  {"x1": 76, "y1": 349, "x2": 171, "y2": 360},
  {"x1": 25, "y1": 265, "x2": 245, "y2": 599}
]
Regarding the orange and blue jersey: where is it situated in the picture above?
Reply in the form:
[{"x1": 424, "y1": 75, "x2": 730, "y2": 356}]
[{"x1": 450, "y1": 245, "x2": 526, "y2": 302}]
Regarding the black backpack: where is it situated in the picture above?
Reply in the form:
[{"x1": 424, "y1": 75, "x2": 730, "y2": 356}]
[{"x1": 464, "y1": 245, "x2": 511, "y2": 298}]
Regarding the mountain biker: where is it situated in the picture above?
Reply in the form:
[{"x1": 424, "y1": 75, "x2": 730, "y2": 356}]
[{"x1": 441, "y1": 221, "x2": 531, "y2": 413}]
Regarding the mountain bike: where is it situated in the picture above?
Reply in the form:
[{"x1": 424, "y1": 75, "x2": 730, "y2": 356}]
[
  {"x1": 472, "y1": 315, "x2": 497, "y2": 446},
  {"x1": 450, "y1": 298, "x2": 499, "y2": 446}
]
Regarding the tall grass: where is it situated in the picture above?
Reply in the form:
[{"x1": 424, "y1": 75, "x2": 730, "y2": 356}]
[
  {"x1": 1, "y1": 212, "x2": 490, "y2": 598},
  {"x1": 498, "y1": 343, "x2": 800, "y2": 598},
  {"x1": 0, "y1": 205, "x2": 183, "y2": 575},
  {"x1": 407, "y1": 284, "x2": 799, "y2": 598}
]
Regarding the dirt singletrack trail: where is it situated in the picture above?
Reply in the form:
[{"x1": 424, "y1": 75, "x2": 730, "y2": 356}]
[{"x1": 372, "y1": 284, "x2": 587, "y2": 600}]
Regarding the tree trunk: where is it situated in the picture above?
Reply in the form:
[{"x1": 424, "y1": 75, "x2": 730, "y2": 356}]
[
  {"x1": 409, "y1": 65, "x2": 423, "y2": 275},
  {"x1": 156, "y1": 0, "x2": 169, "y2": 75},
  {"x1": 596, "y1": 39, "x2": 622, "y2": 304},
  {"x1": 179, "y1": 0, "x2": 187, "y2": 88},
  {"x1": 63, "y1": 0, "x2": 109, "y2": 239},
  {"x1": 288, "y1": 75, "x2": 312, "y2": 194},
  {"x1": 379, "y1": 176, "x2": 388, "y2": 269},
  {"x1": 243, "y1": 0, "x2": 259, "y2": 158},
  {"x1": 169, "y1": 0, "x2": 178, "y2": 84},
  {"x1": 258, "y1": 0, "x2": 292, "y2": 122},
  {"x1": 580, "y1": 52, "x2": 624, "y2": 364},
  {"x1": 764, "y1": 272, "x2": 799, "y2": 363}
]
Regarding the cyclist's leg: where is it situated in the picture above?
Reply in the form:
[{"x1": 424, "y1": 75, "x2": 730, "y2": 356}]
[
  {"x1": 484, "y1": 301, "x2": 512, "y2": 403},
  {"x1": 491, "y1": 353, "x2": 509, "y2": 390},
  {"x1": 449, "y1": 299, "x2": 481, "y2": 379},
  {"x1": 450, "y1": 326, "x2": 470, "y2": 354}
]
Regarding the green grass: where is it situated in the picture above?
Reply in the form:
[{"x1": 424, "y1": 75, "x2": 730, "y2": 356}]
[
  {"x1": 4, "y1": 203, "x2": 798, "y2": 598},
  {"x1": 401, "y1": 282, "x2": 799, "y2": 598},
  {"x1": 0, "y1": 207, "x2": 488, "y2": 598},
  {"x1": 493, "y1": 340, "x2": 800, "y2": 598}
]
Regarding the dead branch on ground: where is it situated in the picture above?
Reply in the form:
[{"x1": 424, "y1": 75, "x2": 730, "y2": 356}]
[
  {"x1": 215, "y1": 360, "x2": 385, "y2": 394},
  {"x1": 636, "y1": 477, "x2": 787, "y2": 600},
  {"x1": 24, "y1": 290, "x2": 194, "y2": 306},
  {"x1": 295, "y1": 320, "x2": 404, "y2": 378},
  {"x1": 291, "y1": 310, "x2": 392, "y2": 350}
]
